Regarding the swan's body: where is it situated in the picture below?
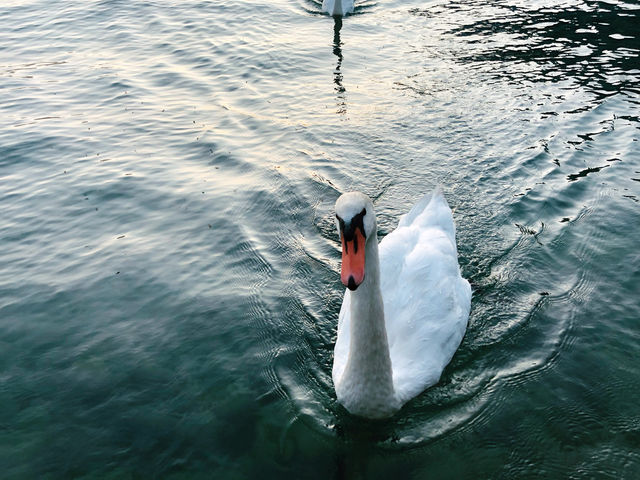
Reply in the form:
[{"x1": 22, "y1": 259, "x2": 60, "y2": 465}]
[
  {"x1": 332, "y1": 189, "x2": 471, "y2": 418},
  {"x1": 322, "y1": 0, "x2": 355, "y2": 16}
]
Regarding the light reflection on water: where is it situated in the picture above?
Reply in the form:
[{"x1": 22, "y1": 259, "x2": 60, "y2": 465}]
[{"x1": 0, "y1": 0, "x2": 639, "y2": 478}]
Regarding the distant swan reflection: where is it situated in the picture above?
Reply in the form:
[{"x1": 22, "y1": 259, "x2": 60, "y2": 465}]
[{"x1": 332, "y1": 16, "x2": 347, "y2": 115}]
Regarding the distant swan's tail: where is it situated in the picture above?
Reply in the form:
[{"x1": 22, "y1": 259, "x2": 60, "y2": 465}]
[{"x1": 322, "y1": 0, "x2": 355, "y2": 16}]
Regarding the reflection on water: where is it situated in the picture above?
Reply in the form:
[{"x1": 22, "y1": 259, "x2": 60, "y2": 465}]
[
  {"x1": 410, "y1": 0, "x2": 640, "y2": 98},
  {"x1": 332, "y1": 16, "x2": 347, "y2": 115}
]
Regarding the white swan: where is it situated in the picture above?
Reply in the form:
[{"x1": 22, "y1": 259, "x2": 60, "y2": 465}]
[
  {"x1": 332, "y1": 189, "x2": 471, "y2": 418},
  {"x1": 322, "y1": 0, "x2": 355, "y2": 16}
]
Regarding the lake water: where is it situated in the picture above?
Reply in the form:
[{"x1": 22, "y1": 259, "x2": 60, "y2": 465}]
[{"x1": 1, "y1": 0, "x2": 639, "y2": 477}]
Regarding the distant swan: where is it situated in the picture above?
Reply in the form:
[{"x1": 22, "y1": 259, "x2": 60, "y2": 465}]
[
  {"x1": 332, "y1": 190, "x2": 471, "y2": 418},
  {"x1": 322, "y1": 0, "x2": 355, "y2": 16}
]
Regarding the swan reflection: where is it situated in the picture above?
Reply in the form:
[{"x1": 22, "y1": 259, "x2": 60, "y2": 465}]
[{"x1": 332, "y1": 16, "x2": 347, "y2": 115}]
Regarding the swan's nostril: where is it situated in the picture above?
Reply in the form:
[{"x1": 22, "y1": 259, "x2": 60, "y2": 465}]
[{"x1": 347, "y1": 276, "x2": 358, "y2": 291}]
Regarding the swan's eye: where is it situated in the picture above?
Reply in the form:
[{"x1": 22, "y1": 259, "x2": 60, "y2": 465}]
[{"x1": 360, "y1": 208, "x2": 366, "y2": 217}]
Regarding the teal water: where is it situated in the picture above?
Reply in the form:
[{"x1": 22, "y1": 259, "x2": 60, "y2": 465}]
[{"x1": 1, "y1": 0, "x2": 639, "y2": 477}]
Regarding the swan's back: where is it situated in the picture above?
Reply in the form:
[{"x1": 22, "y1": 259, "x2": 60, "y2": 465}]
[
  {"x1": 380, "y1": 189, "x2": 470, "y2": 402},
  {"x1": 332, "y1": 189, "x2": 471, "y2": 405},
  {"x1": 322, "y1": 0, "x2": 355, "y2": 16}
]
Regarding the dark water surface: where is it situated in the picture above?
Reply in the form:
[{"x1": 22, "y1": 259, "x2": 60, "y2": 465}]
[{"x1": 1, "y1": 0, "x2": 639, "y2": 477}]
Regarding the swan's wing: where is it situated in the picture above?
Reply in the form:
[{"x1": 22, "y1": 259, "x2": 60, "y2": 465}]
[
  {"x1": 380, "y1": 190, "x2": 471, "y2": 403},
  {"x1": 332, "y1": 288, "x2": 350, "y2": 386}
]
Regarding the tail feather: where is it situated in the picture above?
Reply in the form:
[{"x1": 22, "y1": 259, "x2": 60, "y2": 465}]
[{"x1": 398, "y1": 187, "x2": 447, "y2": 228}]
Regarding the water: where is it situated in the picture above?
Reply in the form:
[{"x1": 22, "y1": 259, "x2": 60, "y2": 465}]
[{"x1": 1, "y1": 0, "x2": 639, "y2": 477}]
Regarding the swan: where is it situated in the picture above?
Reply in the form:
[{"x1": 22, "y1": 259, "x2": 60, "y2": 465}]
[
  {"x1": 332, "y1": 189, "x2": 471, "y2": 418},
  {"x1": 322, "y1": 0, "x2": 355, "y2": 16}
]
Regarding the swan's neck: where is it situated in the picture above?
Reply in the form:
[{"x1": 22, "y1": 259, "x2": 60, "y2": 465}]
[{"x1": 338, "y1": 236, "x2": 398, "y2": 418}]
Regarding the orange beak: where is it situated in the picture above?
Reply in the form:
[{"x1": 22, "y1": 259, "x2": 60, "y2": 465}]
[{"x1": 341, "y1": 228, "x2": 366, "y2": 290}]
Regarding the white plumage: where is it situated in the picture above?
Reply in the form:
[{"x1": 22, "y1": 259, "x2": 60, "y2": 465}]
[
  {"x1": 332, "y1": 189, "x2": 471, "y2": 418},
  {"x1": 322, "y1": 0, "x2": 355, "y2": 16}
]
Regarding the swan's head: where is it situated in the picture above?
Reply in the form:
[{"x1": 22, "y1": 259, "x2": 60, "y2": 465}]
[{"x1": 335, "y1": 192, "x2": 376, "y2": 291}]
